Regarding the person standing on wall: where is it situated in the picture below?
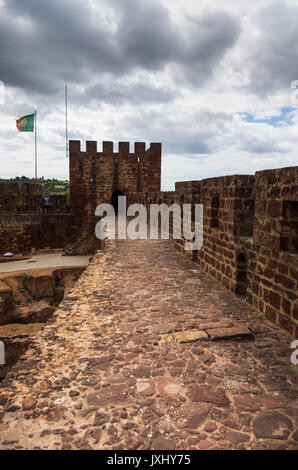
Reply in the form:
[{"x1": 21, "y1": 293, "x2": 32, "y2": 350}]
[{"x1": 40, "y1": 196, "x2": 50, "y2": 214}]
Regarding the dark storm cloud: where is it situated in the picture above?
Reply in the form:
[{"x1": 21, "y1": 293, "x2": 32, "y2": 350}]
[
  {"x1": 76, "y1": 81, "x2": 177, "y2": 105},
  {"x1": 113, "y1": 0, "x2": 179, "y2": 69},
  {"x1": 0, "y1": 0, "x2": 240, "y2": 101},
  {"x1": 249, "y1": 3, "x2": 298, "y2": 96},
  {"x1": 1, "y1": 0, "x2": 124, "y2": 94},
  {"x1": 115, "y1": 0, "x2": 241, "y2": 85},
  {"x1": 176, "y1": 12, "x2": 241, "y2": 85}
]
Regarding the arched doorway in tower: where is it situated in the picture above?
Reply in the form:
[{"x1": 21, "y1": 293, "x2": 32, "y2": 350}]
[
  {"x1": 111, "y1": 190, "x2": 123, "y2": 214},
  {"x1": 235, "y1": 252, "x2": 248, "y2": 296}
]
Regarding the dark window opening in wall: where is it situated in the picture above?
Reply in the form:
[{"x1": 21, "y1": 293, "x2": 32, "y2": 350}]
[
  {"x1": 211, "y1": 196, "x2": 219, "y2": 228},
  {"x1": 280, "y1": 201, "x2": 298, "y2": 254},
  {"x1": 235, "y1": 253, "x2": 247, "y2": 296},
  {"x1": 111, "y1": 190, "x2": 123, "y2": 214},
  {"x1": 238, "y1": 199, "x2": 255, "y2": 237},
  {"x1": 180, "y1": 195, "x2": 184, "y2": 218}
]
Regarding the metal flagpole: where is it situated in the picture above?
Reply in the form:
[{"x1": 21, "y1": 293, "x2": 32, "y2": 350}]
[
  {"x1": 34, "y1": 109, "x2": 37, "y2": 179},
  {"x1": 65, "y1": 78, "x2": 68, "y2": 158}
]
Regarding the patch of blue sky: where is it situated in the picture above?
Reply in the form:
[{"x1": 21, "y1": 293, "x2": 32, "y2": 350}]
[{"x1": 240, "y1": 107, "x2": 295, "y2": 127}]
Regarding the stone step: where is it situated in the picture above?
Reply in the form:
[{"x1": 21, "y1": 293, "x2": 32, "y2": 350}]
[{"x1": 206, "y1": 325, "x2": 253, "y2": 341}]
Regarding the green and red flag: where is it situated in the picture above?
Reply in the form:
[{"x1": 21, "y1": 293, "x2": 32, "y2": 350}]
[{"x1": 16, "y1": 113, "x2": 35, "y2": 132}]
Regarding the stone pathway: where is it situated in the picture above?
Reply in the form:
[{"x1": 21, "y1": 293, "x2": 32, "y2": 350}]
[
  {"x1": 0, "y1": 253, "x2": 90, "y2": 274},
  {"x1": 0, "y1": 239, "x2": 297, "y2": 450}
]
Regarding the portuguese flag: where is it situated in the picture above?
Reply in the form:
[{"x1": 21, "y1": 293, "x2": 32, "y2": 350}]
[{"x1": 16, "y1": 113, "x2": 35, "y2": 132}]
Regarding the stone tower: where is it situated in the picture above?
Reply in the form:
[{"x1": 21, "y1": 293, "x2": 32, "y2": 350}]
[{"x1": 69, "y1": 140, "x2": 161, "y2": 233}]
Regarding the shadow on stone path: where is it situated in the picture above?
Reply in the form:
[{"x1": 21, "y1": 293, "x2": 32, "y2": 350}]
[{"x1": 0, "y1": 238, "x2": 297, "y2": 450}]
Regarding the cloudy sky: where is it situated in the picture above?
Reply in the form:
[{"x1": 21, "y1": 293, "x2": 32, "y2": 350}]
[{"x1": 0, "y1": 0, "x2": 298, "y2": 189}]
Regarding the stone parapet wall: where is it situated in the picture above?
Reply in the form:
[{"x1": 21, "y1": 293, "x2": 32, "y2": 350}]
[
  {"x1": 250, "y1": 166, "x2": 297, "y2": 336},
  {"x1": 0, "y1": 215, "x2": 70, "y2": 253},
  {"x1": 129, "y1": 166, "x2": 297, "y2": 337},
  {"x1": 0, "y1": 182, "x2": 42, "y2": 215},
  {"x1": 0, "y1": 182, "x2": 68, "y2": 215}
]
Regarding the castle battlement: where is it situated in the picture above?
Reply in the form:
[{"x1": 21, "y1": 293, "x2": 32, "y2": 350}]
[{"x1": 69, "y1": 140, "x2": 161, "y2": 156}]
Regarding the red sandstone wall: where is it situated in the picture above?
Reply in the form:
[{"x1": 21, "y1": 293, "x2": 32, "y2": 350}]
[
  {"x1": 0, "y1": 182, "x2": 68, "y2": 215},
  {"x1": 49, "y1": 195, "x2": 68, "y2": 214},
  {"x1": 0, "y1": 182, "x2": 70, "y2": 253},
  {"x1": 0, "y1": 182, "x2": 42, "y2": 215},
  {"x1": 0, "y1": 215, "x2": 70, "y2": 253},
  {"x1": 250, "y1": 166, "x2": 297, "y2": 336},
  {"x1": 174, "y1": 176, "x2": 255, "y2": 289},
  {"x1": 129, "y1": 166, "x2": 297, "y2": 337}
]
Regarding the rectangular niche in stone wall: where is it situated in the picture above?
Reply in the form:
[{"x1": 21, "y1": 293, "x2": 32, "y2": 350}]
[
  {"x1": 280, "y1": 201, "x2": 298, "y2": 254},
  {"x1": 210, "y1": 196, "x2": 219, "y2": 228}
]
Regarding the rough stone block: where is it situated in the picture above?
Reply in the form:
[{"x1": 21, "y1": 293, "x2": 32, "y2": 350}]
[{"x1": 206, "y1": 325, "x2": 253, "y2": 340}]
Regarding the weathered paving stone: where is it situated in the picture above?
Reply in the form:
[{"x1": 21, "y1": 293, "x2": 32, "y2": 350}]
[
  {"x1": 88, "y1": 355, "x2": 115, "y2": 370},
  {"x1": 45, "y1": 406, "x2": 66, "y2": 422},
  {"x1": 183, "y1": 404, "x2": 211, "y2": 428},
  {"x1": 136, "y1": 379, "x2": 155, "y2": 396},
  {"x1": 225, "y1": 431, "x2": 250, "y2": 445},
  {"x1": 36, "y1": 380, "x2": 51, "y2": 392},
  {"x1": 93, "y1": 412, "x2": 109, "y2": 426},
  {"x1": 233, "y1": 395, "x2": 260, "y2": 412},
  {"x1": 187, "y1": 385, "x2": 230, "y2": 408},
  {"x1": 155, "y1": 377, "x2": 183, "y2": 396},
  {"x1": 253, "y1": 411, "x2": 293, "y2": 439},
  {"x1": 40, "y1": 430, "x2": 52, "y2": 437},
  {"x1": 152, "y1": 437, "x2": 176, "y2": 450},
  {"x1": 172, "y1": 330, "x2": 209, "y2": 343},
  {"x1": 6, "y1": 406, "x2": 20, "y2": 412},
  {"x1": 197, "y1": 438, "x2": 214, "y2": 450},
  {"x1": 131, "y1": 366, "x2": 151, "y2": 378},
  {"x1": 203, "y1": 421, "x2": 217, "y2": 433},
  {"x1": 81, "y1": 377, "x2": 100, "y2": 386},
  {"x1": 206, "y1": 326, "x2": 253, "y2": 341},
  {"x1": 87, "y1": 384, "x2": 128, "y2": 407},
  {"x1": 0, "y1": 396, "x2": 7, "y2": 406},
  {"x1": 22, "y1": 396, "x2": 37, "y2": 411},
  {"x1": 258, "y1": 395, "x2": 288, "y2": 410},
  {"x1": 2, "y1": 440, "x2": 18, "y2": 446}
]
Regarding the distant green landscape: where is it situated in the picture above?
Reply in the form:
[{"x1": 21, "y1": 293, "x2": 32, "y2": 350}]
[{"x1": 0, "y1": 176, "x2": 69, "y2": 196}]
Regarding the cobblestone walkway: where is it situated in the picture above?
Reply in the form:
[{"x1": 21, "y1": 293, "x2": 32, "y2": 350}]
[{"x1": 0, "y1": 239, "x2": 297, "y2": 450}]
